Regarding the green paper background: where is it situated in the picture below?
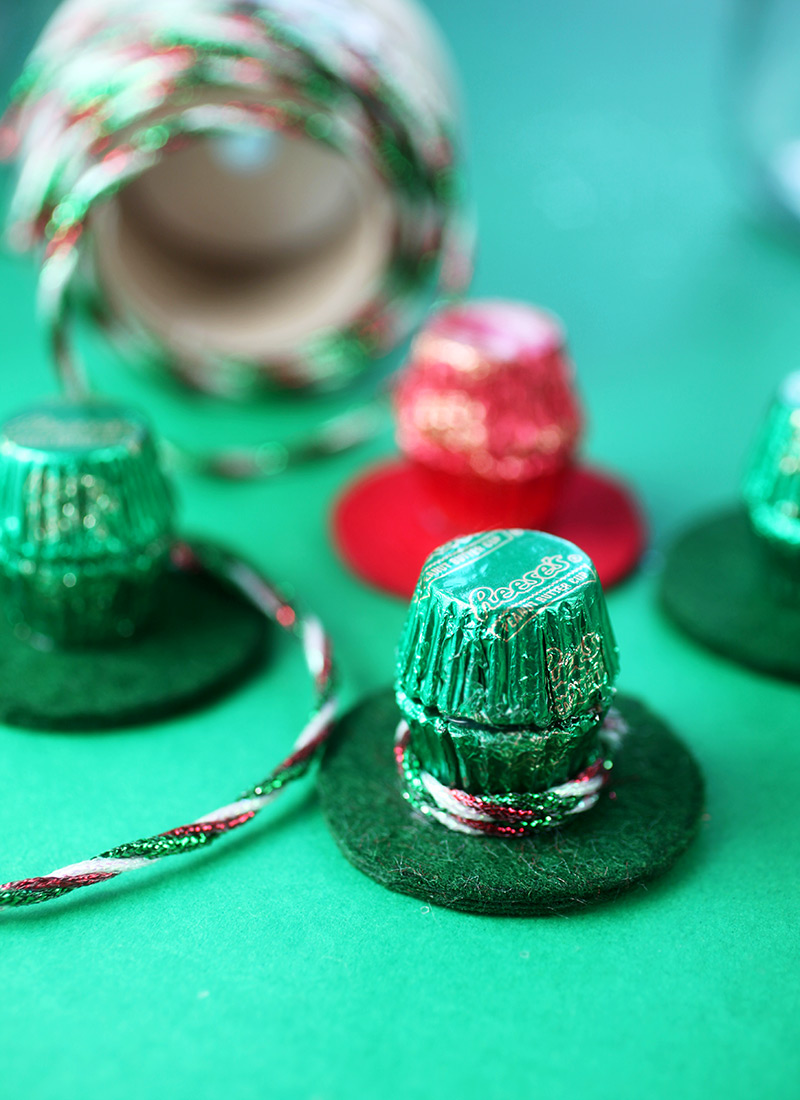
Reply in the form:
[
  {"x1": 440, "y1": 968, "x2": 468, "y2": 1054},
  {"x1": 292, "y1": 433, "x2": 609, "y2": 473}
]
[{"x1": 1, "y1": 1, "x2": 799, "y2": 1098}]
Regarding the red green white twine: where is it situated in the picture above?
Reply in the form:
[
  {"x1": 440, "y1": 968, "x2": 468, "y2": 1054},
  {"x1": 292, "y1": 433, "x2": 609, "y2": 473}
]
[
  {"x1": 394, "y1": 710, "x2": 628, "y2": 836},
  {"x1": 0, "y1": 539, "x2": 338, "y2": 910},
  {"x1": 2, "y1": 0, "x2": 469, "y2": 404}
]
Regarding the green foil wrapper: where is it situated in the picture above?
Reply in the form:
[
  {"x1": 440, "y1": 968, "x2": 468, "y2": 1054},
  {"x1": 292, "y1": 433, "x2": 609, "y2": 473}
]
[
  {"x1": 395, "y1": 685, "x2": 606, "y2": 793},
  {"x1": 744, "y1": 372, "x2": 800, "y2": 592},
  {"x1": 395, "y1": 529, "x2": 619, "y2": 793},
  {"x1": 0, "y1": 402, "x2": 175, "y2": 644}
]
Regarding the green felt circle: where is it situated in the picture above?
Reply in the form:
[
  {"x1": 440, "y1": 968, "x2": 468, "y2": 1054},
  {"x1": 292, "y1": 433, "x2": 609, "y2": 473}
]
[
  {"x1": 660, "y1": 509, "x2": 800, "y2": 680},
  {"x1": 0, "y1": 569, "x2": 268, "y2": 731},
  {"x1": 318, "y1": 689, "x2": 703, "y2": 915}
]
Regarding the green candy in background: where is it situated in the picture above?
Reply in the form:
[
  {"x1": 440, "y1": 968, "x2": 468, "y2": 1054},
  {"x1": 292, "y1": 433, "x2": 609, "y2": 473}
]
[
  {"x1": 0, "y1": 403, "x2": 174, "y2": 643},
  {"x1": 0, "y1": 2, "x2": 798, "y2": 1100}
]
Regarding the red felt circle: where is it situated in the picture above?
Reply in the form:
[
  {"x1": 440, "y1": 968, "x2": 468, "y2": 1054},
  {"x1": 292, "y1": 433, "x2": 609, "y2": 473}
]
[{"x1": 332, "y1": 460, "x2": 647, "y2": 598}]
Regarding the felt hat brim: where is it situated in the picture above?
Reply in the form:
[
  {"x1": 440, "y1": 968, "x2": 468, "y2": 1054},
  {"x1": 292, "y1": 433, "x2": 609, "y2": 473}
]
[
  {"x1": 0, "y1": 564, "x2": 269, "y2": 731},
  {"x1": 661, "y1": 508, "x2": 800, "y2": 680},
  {"x1": 318, "y1": 688, "x2": 703, "y2": 916},
  {"x1": 332, "y1": 461, "x2": 646, "y2": 599}
]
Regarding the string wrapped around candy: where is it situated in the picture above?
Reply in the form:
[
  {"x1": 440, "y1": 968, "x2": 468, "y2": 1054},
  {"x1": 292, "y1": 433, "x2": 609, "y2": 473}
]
[{"x1": 1, "y1": 0, "x2": 471, "y2": 477}]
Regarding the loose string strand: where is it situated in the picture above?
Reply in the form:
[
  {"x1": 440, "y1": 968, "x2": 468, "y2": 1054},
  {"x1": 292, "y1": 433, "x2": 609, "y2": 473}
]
[{"x1": 0, "y1": 538, "x2": 338, "y2": 911}]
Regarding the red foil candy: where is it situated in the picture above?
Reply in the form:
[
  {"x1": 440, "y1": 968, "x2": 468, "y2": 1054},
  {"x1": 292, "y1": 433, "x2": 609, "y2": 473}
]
[
  {"x1": 396, "y1": 300, "x2": 582, "y2": 482},
  {"x1": 333, "y1": 299, "x2": 646, "y2": 597},
  {"x1": 395, "y1": 300, "x2": 582, "y2": 530}
]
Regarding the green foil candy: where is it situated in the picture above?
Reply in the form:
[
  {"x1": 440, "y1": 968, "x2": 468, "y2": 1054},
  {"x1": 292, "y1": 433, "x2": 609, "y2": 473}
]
[
  {"x1": 394, "y1": 529, "x2": 619, "y2": 794},
  {"x1": 744, "y1": 372, "x2": 800, "y2": 592},
  {"x1": 0, "y1": 401, "x2": 174, "y2": 644}
]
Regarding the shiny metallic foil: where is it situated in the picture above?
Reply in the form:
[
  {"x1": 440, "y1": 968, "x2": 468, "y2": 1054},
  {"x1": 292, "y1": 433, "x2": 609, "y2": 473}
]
[
  {"x1": 744, "y1": 372, "x2": 800, "y2": 596},
  {"x1": 395, "y1": 300, "x2": 582, "y2": 482},
  {"x1": 0, "y1": 402, "x2": 174, "y2": 644},
  {"x1": 394, "y1": 529, "x2": 619, "y2": 794}
]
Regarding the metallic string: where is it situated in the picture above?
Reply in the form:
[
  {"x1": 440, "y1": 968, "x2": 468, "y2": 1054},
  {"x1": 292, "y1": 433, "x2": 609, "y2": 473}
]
[
  {"x1": 1, "y1": 0, "x2": 471, "y2": 478},
  {"x1": 0, "y1": 539, "x2": 338, "y2": 910},
  {"x1": 394, "y1": 709, "x2": 628, "y2": 836}
]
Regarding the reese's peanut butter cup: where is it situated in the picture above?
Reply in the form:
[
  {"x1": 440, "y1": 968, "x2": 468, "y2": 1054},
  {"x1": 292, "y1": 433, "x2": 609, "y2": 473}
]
[
  {"x1": 394, "y1": 301, "x2": 580, "y2": 483},
  {"x1": 744, "y1": 373, "x2": 800, "y2": 586},
  {"x1": 0, "y1": 402, "x2": 174, "y2": 643},
  {"x1": 394, "y1": 530, "x2": 618, "y2": 793}
]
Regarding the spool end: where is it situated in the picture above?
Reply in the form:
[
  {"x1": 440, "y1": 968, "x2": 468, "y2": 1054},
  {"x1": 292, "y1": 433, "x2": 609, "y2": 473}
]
[{"x1": 394, "y1": 299, "x2": 583, "y2": 484}]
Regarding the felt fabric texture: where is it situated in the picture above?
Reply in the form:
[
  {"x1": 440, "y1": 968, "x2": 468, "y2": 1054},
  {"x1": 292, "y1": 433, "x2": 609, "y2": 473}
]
[
  {"x1": 318, "y1": 688, "x2": 704, "y2": 915},
  {"x1": 0, "y1": 569, "x2": 268, "y2": 730},
  {"x1": 332, "y1": 460, "x2": 647, "y2": 599},
  {"x1": 660, "y1": 508, "x2": 800, "y2": 680}
]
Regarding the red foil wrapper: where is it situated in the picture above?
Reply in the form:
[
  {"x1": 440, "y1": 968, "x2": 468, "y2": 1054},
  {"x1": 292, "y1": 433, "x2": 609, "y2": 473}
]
[{"x1": 395, "y1": 300, "x2": 584, "y2": 484}]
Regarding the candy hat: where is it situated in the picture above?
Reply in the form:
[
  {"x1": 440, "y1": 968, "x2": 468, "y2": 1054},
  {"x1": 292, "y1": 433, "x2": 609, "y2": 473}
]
[
  {"x1": 0, "y1": 400, "x2": 267, "y2": 730},
  {"x1": 662, "y1": 372, "x2": 800, "y2": 679},
  {"x1": 319, "y1": 529, "x2": 703, "y2": 916},
  {"x1": 332, "y1": 299, "x2": 647, "y2": 599}
]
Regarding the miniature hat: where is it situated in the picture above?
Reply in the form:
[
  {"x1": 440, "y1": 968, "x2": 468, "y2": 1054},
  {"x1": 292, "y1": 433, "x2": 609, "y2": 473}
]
[
  {"x1": 319, "y1": 528, "x2": 702, "y2": 915},
  {"x1": 332, "y1": 299, "x2": 646, "y2": 598},
  {"x1": 661, "y1": 372, "x2": 800, "y2": 678},
  {"x1": 0, "y1": 400, "x2": 267, "y2": 729}
]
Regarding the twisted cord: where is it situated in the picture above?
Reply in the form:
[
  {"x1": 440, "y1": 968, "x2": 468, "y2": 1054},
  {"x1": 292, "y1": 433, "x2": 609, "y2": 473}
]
[
  {"x1": 395, "y1": 709, "x2": 628, "y2": 836},
  {"x1": 0, "y1": 539, "x2": 338, "y2": 910}
]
